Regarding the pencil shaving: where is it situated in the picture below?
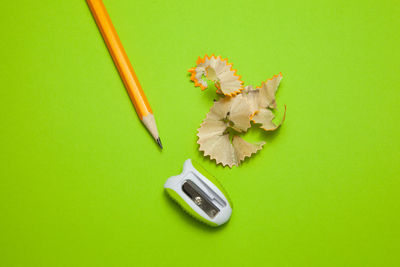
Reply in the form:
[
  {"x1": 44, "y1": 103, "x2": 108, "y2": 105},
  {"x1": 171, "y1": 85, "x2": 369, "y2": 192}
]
[
  {"x1": 251, "y1": 106, "x2": 286, "y2": 131},
  {"x1": 242, "y1": 85, "x2": 263, "y2": 115},
  {"x1": 189, "y1": 55, "x2": 243, "y2": 96},
  {"x1": 197, "y1": 95, "x2": 264, "y2": 167},
  {"x1": 191, "y1": 55, "x2": 286, "y2": 167},
  {"x1": 257, "y1": 73, "x2": 282, "y2": 109}
]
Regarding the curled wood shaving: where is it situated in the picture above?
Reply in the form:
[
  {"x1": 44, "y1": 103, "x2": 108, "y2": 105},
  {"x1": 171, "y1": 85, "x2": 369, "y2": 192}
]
[
  {"x1": 189, "y1": 55, "x2": 244, "y2": 96},
  {"x1": 191, "y1": 55, "x2": 286, "y2": 167}
]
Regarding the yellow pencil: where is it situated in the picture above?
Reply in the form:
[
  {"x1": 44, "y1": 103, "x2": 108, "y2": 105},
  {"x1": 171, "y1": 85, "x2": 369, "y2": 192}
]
[{"x1": 87, "y1": 0, "x2": 162, "y2": 149}]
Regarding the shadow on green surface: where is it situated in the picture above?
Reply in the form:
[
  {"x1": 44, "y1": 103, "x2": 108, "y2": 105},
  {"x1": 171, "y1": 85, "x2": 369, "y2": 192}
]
[
  {"x1": 186, "y1": 72, "x2": 223, "y2": 102},
  {"x1": 255, "y1": 120, "x2": 285, "y2": 142}
]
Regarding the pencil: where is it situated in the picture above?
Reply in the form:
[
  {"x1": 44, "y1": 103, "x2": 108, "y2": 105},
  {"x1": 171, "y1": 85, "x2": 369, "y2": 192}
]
[{"x1": 86, "y1": 0, "x2": 162, "y2": 149}]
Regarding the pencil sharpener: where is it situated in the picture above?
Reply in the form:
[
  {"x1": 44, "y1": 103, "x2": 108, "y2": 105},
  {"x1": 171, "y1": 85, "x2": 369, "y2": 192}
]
[{"x1": 164, "y1": 159, "x2": 232, "y2": 227}]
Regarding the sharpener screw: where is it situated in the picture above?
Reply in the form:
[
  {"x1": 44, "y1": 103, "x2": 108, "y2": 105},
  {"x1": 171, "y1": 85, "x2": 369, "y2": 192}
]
[{"x1": 194, "y1": 196, "x2": 202, "y2": 205}]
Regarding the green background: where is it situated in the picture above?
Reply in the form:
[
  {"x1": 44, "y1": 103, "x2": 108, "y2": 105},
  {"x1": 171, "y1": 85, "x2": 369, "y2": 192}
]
[{"x1": 1, "y1": 0, "x2": 399, "y2": 266}]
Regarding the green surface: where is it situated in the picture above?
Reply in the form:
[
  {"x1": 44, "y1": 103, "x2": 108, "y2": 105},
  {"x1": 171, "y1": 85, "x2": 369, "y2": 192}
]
[{"x1": 1, "y1": 0, "x2": 399, "y2": 266}]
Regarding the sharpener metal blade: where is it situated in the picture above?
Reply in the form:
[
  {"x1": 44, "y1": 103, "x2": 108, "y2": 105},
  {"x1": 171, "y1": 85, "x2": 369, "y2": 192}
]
[{"x1": 182, "y1": 180, "x2": 220, "y2": 219}]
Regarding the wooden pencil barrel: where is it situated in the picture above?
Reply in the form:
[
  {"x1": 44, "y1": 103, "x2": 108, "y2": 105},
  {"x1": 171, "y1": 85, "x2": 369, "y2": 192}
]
[{"x1": 87, "y1": 0, "x2": 152, "y2": 119}]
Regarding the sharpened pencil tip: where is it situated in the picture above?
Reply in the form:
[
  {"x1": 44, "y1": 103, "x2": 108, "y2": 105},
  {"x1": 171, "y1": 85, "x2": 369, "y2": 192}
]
[{"x1": 156, "y1": 137, "x2": 163, "y2": 149}]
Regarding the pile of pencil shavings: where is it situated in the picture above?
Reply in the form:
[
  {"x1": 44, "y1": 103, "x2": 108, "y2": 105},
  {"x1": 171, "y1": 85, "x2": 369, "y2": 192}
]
[{"x1": 189, "y1": 55, "x2": 286, "y2": 168}]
